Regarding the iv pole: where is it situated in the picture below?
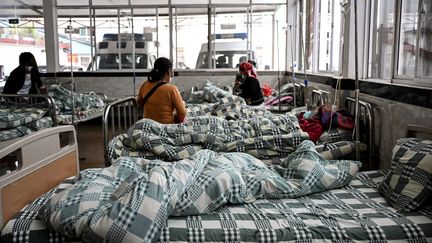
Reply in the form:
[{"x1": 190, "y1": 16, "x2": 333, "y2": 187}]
[
  {"x1": 353, "y1": 0, "x2": 360, "y2": 161},
  {"x1": 289, "y1": 24, "x2": 297, "y2": 109},
  {"x1": 300, "y1": 12, "x2": 309, "y2": 109},
  {"x1": 277, "y1": 20, "x2": 281, "y2": 112},
  {"x1": 68, "y1": 18, "x2": 75, "y2": 125}
]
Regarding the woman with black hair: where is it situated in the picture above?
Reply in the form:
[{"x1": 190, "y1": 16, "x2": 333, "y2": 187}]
[
  {"x1": 3, "y1": 52, "x2": 47, "y2": 94},
  {"x1": 136, "y1": 57, "x2": 187, "y2": 124}
]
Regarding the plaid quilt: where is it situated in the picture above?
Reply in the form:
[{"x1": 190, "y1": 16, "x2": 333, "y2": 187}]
[
  {"x1": 3, "y1": 169, "x2": 432, "y2": 243},
  {"x1": 54, "y1": 107, "x2": 104, "y2": 125},
  {"x1": 0, "y1": 108, "x2": 46, "y2": 129},
  {"x1": 48, "y1": 85, "x2": 105, "y2": 124},
  {"x1": 0, "y1": 117, "x2": 53, "y2": 141},
  {"x1": 35, "y1": 141, "x2": 360, "y2": 242},
  {"x1": 318, "y1": 127, "x2": 354, "y2": 144},
  {"x1": 186, "y1": 82, "x2": 232, "y2": 104},
  {"x1": 188, "y1": 96, "x2": 271, "y2": 120},
  {"x1": 107, "y1": 112, "x2": 309, "y2": 163}
]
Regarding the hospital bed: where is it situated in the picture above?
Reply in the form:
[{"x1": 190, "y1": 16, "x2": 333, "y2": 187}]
[
  {"x1": 0, "y1": 125, "x2": 79, "y2": 228},
  {"x1": 0, "y1": 124, "x2": 431, "y2": 242},
  {"x1": 0, "y1": 94, "x2": 57, "y2": 142},
  {"x1": 264, "y1": 83, "x2": 307, "y2": 112},
  {"x1": 305, "y1": 90, "x2": 375, "y2": 169},
  {"x1": 102, "y1": 86, "x2": 375, "y2": 170},
  {"x1": 47, "y1": 83, "x2": 108, "y2": 125}
]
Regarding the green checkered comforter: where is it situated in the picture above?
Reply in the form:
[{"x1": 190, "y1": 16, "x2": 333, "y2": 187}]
[
  {"x1": 34, "y1": 141, "x2": 362, "y2": 242},
  {"x1": 187, "y1": 82, "x2": 232, "y2": 104},
  {"x1": 0, "y1": 108, "x2": 46, "y2": 129},
  {"x1": 188, "y1": 96, "x2": 271, "y2": 120},
  {"x1": 107, "y1": 112, "x2": 309, "y2": 163},
  {"x1": 48, "y1": 85, "x2": 105, "y2": 124},
  {"x1": 0, "y1": 108, "x2": 53, "y2": 141},
  {"x1": 186, "y1": 82, "x2": 270, "y2": 120},
  {"x1": 3, "y1": 168, "x2": 432, "y2": 242}
]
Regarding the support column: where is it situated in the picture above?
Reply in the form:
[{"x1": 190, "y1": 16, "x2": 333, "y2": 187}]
[
  {"x1": 169, "y1": 0, "x2": 173, "y2": 61},
  {"x1": 43, "y1": 0, "x2": 59, "y2": 73}
]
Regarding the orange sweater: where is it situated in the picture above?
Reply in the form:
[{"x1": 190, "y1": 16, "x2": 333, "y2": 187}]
[{"x1": 136, "y1": 81, "x2": 187, "y2": 124}]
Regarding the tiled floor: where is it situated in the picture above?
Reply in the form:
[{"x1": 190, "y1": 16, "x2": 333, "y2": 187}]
[{"x1": 75, "y1": 119, "x2": 106, "y2": 170}]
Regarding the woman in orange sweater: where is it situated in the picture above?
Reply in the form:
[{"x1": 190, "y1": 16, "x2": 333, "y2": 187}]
[{"x1": 136, "y1": 57, "x2": 187, "y2": 124}]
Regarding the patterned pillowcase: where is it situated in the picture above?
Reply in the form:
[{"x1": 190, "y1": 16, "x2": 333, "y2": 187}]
[
  {"x1": 318, "y1": 128, "x2": 353, "y2": 144},
  {"x1": 377, "y1": 138, "x2": 432, "y2": 212}
]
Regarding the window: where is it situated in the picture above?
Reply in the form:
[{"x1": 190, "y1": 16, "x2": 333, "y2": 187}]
[
  {"x1": 0, "y1": 18, "x2": 47, "y2": 76},
  {"x1": 58, "y1": 17, "x2": 91, "y2": 72},
  {"x1": 397, "y1": 0, "x2": 419, "y2": 77},
  {"x1": 317, "y1": 0, "x2": 341, "y2": 72},
  {"x1": 173, "y1": 8, "x2": 208, "y2": 69},
  {"x1": 417, "y1": 1, "x2": 432, "y2": 78},
  {"x1": 395, "y1": 0, "x2": 432, "y2": 81},
  {"x1": 299, "y1": 0, "x2": 341, "y2": 73},
  {"x1": 252, "y1": 4, "x2": 287, "y2": 70},
  {"x1": 369, "y1": 0, "x2": 395, "y2": 80},
  {"x1": 3, "y1": 1, "x2": 289, "y2": 73}
]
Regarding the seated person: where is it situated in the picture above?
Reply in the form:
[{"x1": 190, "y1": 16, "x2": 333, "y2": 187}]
[
  {"x1": 101, "y1": 54, "x2": 118, "y2": 69},
  {"x1": 216, "y1": 56, "x2": 229, "y2": 68},
  {"x1": 235, "y1": 62, "x2": 264, "y2": 106},
  {"x1": 136, "y1": 56, "x2": 147, "y2": 69},
  {"x1": 235, "y1": 56, "x2": 247, "y2": 68},
  {"x1": 3, "y1": 52, "x2": 47, "y2": 94},
  {"x1": 136, "y1": 57, "x2": 187, "y2": 124},
  {"x1": 121, "y1": 55, "x2": 132, "y2": 69}
]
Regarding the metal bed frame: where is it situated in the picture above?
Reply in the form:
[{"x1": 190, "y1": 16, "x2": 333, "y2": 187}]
[
  {"x1": 308, "y1": 90, "x2": 375, "y2": 168},
  {"x1": 0, "y1": 94, "x2": 57, "y2": 126},
  {"x1": 345, "y1": 96, "x2": 375, "y2": 169},
  {"x1": 102, "y1": 97, "x2": 138, "y2": 166},
  {"x1": 311, "y1": 89, "x2": 330, "y2": 107},
  {"x1": 406, "y1": 124, "x2": 432, "y2": 139}
]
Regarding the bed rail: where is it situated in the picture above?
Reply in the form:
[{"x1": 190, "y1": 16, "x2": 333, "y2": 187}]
[
  {"x1": 0, "y1": 125, "x2": 79, "y2": 228},
  {"x1": 0, "y1": 94, "x2": 57, "y2": 126},
  {"x1": 103, "y1": 97, "x2": 138, "y2": 166},
  {"x1": 406, "y1": 124, "x2": 432, "y2": 140},
  {"x1": 345, "y1": 97, "x2": 375, "y2": 169},
  {"x1": 311, "y1": 89, "x2": 330, "y2": 107},
  {"x1": 295, "y1": 83, "x2": 306, "y2": 107}
]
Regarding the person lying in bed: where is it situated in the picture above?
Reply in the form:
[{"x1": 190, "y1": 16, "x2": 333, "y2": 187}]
[
  {"x1": 2, "y1": 52, "x2": 47, "y2": 95},
  {"x1": 136, "y1": 57, "x2": 187, "y2": 124}
]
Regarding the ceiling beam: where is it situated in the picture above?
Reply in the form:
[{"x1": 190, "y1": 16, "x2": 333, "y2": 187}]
[{"x1": 16, "y1": 0, "x2": 43, "y2": 15}]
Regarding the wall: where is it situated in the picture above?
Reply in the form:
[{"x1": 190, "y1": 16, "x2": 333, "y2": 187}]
[{"x1": 357, "y1": 93, "x2": 432, "y2": 169}]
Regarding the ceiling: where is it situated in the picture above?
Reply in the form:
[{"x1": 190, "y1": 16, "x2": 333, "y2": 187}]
[{"x1": 0, "y1": 0, "x2": 285, "y2": 18}]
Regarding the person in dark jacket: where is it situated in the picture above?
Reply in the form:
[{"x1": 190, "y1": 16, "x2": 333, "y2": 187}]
[
  {"x1": 3, "y1": 52, "x2": 47, "y2": 94},
  {"x1": 235, "y1": 62, "x2": 264, "y2": 106}
]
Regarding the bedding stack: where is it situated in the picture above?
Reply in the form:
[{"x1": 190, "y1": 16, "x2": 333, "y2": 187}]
[
  {"x1": 48, "y1": 85, "x2": 105, "y2": 124},
  {"x1": 0, "y1": 108, "x2": 52, "y2": 142}
]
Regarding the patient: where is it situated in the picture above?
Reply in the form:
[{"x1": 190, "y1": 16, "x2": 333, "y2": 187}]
[{"x1": 136, "y1": 57, "x2": 187, "y2": 124}]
